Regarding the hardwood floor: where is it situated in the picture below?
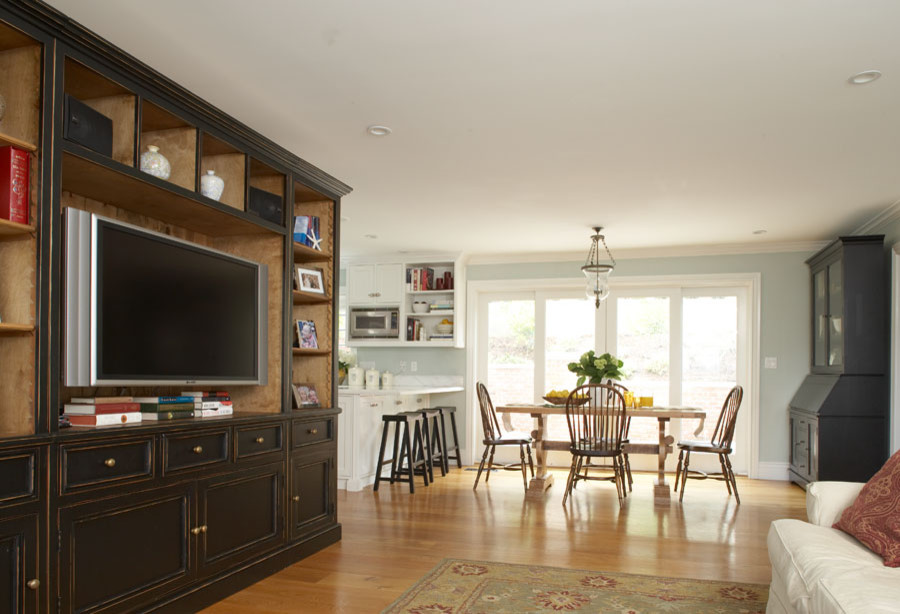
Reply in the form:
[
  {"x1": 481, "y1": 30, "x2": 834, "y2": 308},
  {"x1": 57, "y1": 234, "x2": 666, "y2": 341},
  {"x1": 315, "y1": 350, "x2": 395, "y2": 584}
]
[{"x1": 201, "y1": 468, "x2": 806, "y2": 613}]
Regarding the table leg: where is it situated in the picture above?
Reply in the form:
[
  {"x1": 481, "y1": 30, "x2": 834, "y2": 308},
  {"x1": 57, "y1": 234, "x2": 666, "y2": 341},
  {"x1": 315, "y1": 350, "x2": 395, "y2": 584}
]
[
  {"x1": 693, "y1": 415, "x2": 707, "y2": 437},
  {"x1": 525, "y1": 413, "x2": 554, "y2": 500},
  {"x1": 654, "y1": 417, "x2": 672, "y2": 498}
]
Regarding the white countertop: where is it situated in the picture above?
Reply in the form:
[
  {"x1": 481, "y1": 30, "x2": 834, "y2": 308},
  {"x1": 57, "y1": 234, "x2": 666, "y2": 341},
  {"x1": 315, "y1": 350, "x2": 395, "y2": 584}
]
[{"x1": 338, "y1": 385, "x2": 463, "y2": 396}]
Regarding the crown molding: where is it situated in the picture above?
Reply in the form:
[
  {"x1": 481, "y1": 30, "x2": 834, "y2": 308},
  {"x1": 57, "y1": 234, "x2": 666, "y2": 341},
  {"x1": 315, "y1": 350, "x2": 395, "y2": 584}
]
[
  {"x1": 853, "y1": 198, "x2": 900, "y2": 235},
  {"x1": 466, "y1": 240, "x2": 828, "y2": 265}
]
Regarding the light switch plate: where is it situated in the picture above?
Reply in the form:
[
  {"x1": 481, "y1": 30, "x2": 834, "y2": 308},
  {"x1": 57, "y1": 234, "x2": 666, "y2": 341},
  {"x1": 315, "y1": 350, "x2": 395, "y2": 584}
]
[{"x1": 764, "y1": 357, "x2": 777, "y2": 369}]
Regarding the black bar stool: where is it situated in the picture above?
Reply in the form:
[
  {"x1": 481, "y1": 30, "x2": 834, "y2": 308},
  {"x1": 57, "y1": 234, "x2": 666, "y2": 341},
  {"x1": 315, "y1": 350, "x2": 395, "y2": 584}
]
[
  {"x1": 374, "y1": 411, "x2": 429, "y2": 493},
  {"x1": 420, "y1": 408, "x2": 446, "y2": 481},
  {"x1": 435, "y1": 406, "x2": 462, "y2": 472}
]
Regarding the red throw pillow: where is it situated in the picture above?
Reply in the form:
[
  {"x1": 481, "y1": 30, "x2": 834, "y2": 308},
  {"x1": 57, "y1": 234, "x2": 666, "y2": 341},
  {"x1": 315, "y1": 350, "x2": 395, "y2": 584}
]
[{"x1": 834, "y1": 449, "x2": 900, "y2": 567}]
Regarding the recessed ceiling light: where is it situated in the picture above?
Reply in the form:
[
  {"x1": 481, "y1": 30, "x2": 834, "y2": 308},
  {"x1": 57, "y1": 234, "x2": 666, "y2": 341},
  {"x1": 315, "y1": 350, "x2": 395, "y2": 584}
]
[
  {"x1": 367, "y1": 125, "x2": 392, "y2": 136},
  {"x1": 848, "y1": 70, "x2": 882, "y2": 85},
  {"x1": 364, "y1": 234, "x2": 378, "y2": 239},
  {"x1": 753, "y1": 229, "x2": 767, "y2": 235}
]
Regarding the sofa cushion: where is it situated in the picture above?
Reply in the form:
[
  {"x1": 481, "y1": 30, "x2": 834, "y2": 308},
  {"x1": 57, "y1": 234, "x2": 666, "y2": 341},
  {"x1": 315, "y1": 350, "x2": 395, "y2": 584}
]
[
  {"x1": 768, "y1": 519, "x2": 884, "y2": 614},
  {"x1": 813, "y1": 569, "x2": 900, "y2": 614},
  {"x1": 833, "y1": 449, "x2": 900, "y2": 567},
  {"x1": 806, "y1": 481, "x2": 864, "y2": 527}
]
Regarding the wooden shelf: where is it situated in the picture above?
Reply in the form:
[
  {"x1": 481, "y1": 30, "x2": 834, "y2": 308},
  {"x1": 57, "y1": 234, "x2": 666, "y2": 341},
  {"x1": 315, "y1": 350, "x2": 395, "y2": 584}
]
[
  {"x1": 293, "y1": 242, "x2": 331, "y2": 263},
  {"x1": 0, "y1": 218, "x2": 36, "y2": 238},
  {"x1": 293, "y1": 290, "x2": 330, "y2": 305},
  {"x1": 292, "y1": 347, "x2": 330, "y2": 356},
  {"x1": 0, "y1": 323, "x2": 34, "y2": 335},
  {"x1": 61, "y1": 144, "x2": 286, "y2": 237},
  {"x1": 408, "y1": 289, "x2": 454, "y2": 295},
  {"x1": 0, "y1": 131, "x2": 37, "y2": 152}
]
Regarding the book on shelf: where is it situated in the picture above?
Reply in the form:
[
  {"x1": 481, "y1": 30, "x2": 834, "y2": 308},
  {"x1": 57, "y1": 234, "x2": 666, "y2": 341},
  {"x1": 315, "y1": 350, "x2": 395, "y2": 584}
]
[
  {"x1": 66, "y1": 412, "x2": 142, "y2": 426},
  {"x1": 194, "y1": 400, "x2": 233, "y2": 410},
  {"x1": 141, "y1": 409, "x2": 194, "y2": 421},
  {"x1": 132, "y1": 396, "x2": 195, "y2": 404},
  {"x1": 139, "y1": 401, "x2": 195, "y2": 413},
  {"x1": 293, "y1": 215, "x2": 322, "y2": 250},
  {"x1": 429, "y1": 334, "x2": 454, "y2": 339},
  {"x1": 406, "y1": 317, "x2": 426, "y2": 341},
  {"x1": 293, "y1": 215, "x2": 309, "y2": 245},
  {"x1": 180, "y1": 391, "x2": 229, "y2": 399},
  {"x1": 70, "y1": 396, "x2": 134, "y2": 404},
  {"x1": 195, "y1": 406, "x2": 234, "y2": 418},
  {"x1": 0, "y1": 146, "x2": 29, "y2": 225},
  {"x1": 62, "y1": 402, "x2": 140, "y2": 415}
]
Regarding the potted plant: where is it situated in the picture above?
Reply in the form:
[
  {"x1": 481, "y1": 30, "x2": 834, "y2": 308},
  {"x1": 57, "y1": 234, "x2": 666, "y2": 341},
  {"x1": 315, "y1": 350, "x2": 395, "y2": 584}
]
[
  {"x1": 567, "y1": 350, "x2": 625, "y2": 386},
  {"x1": 338, "y1": 348, "x2": 356, "y2": 385}
]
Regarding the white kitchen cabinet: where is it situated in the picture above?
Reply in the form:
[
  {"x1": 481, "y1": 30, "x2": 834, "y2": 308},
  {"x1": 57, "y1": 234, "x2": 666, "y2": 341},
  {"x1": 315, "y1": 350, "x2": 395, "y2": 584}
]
[{"x1": 348, "y1": 263, "x2": 403, "y2": 305}]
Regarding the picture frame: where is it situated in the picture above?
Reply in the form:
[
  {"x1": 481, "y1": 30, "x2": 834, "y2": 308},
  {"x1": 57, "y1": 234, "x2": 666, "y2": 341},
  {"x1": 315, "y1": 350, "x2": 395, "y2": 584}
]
[
  {"x1": 295, "y1": 265, "x2": 325, "y2": 294},
  {"x1": 292, "y1": 383, "x2": 320, "y2": 408},
  {"x1": 295, "y1": 320, "x2": 318, "y2": 349}
]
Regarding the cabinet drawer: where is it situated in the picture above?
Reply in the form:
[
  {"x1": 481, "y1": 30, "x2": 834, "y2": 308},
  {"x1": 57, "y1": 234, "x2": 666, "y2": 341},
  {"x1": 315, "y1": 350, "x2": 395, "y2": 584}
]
[
  {"x1": 61, "y1": 438, "x2": 154, "y2": 493},
  {"x1": 235, "y1": 424, "x2": 284, "y2": 460},
  {"x1": 292, "y1": 418, "x2": 333, "y2": 448},
  {"x1": 163, "y1": 430, "x2": 230, "y2": 474},
  {"x1": 0, "y1": 449, "x2": 38, "y2": 506}
]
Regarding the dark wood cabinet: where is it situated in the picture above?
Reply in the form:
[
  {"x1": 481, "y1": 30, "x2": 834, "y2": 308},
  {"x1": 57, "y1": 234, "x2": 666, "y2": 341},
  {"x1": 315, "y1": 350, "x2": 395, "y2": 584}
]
[
  {"x1": 290, "y1": 447, "x2": 336, "y2": 540},
  {"x1": 0, "y1": 514, "x2": 39, "y2": 614}
]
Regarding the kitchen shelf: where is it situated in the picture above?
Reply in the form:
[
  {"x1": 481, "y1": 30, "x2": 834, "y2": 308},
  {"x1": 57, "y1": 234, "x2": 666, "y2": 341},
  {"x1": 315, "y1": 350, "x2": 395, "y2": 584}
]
[
  {"x1": 0, "y1": 131, "x2": 37, "y2": 152},
  {"x1": 0, "y1": 323, "x2": 34, "y2": 335},
  {"x1": 292, "y1": 290, "x2": 330, "y2": 305},
  {"x1": 410, "y1": 311, "x2": 455, "y2": 317},
  {"x1": 407, "y1": 289, "x2": 454, "y2": 295},
  {"x1": 293, "y1": 242, "x2": 331, "y2": 263},
  {"x1": 0, "y1": 218, "x2": 36, "y2": 238}
]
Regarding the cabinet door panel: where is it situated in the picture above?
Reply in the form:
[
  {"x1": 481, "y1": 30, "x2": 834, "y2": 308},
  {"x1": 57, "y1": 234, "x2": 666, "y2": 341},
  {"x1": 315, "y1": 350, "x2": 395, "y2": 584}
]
[
  {"x1": 199, "y1": 463, "x2": 283, "y2": 576},
  {"x1": 375, "y1": 263, "x2": 403, "y2": 304},
  {"x1": 827, "y1": 260, "x2": 843, "y2": 367},
  {"x1": 291, "y1": 449, "x2": 335, "y2": 539},
  {"x1": 59, "y1": 484, "x2": 193, "y2": 613},
  {"x1": 813, "y1": 269, "x2": 827, "y2": 367},
  {"x1": 0, "y1": 515, "x2": 37, "y2": 614},
  {"x1": 348, "y1": 265, "x2": 375, "y2": 304}
]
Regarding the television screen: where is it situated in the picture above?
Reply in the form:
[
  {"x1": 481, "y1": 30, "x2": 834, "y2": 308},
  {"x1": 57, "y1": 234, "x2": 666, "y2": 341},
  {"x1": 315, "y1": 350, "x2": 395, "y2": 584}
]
[{"x1": 95, "y1": 222, "x2": 260, "y2": 381}]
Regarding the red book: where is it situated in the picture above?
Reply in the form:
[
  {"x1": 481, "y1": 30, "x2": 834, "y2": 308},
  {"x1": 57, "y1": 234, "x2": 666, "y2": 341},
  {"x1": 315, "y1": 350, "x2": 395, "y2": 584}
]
[
  {"x1": 65, "y1": 412, "x2": 141, "y2": 426},
  {"x1": 63, "y1": 402, "x2": 141, "y2": 415},
  {"x1": 0, "y1": 146, "x2": 29, "y2": 224}
]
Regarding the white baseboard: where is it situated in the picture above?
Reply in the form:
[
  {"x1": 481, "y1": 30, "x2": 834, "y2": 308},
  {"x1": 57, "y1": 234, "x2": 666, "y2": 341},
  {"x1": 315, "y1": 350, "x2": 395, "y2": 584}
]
[{"x1": 756, "y1": 462, "x2": 790, "y2": 481}]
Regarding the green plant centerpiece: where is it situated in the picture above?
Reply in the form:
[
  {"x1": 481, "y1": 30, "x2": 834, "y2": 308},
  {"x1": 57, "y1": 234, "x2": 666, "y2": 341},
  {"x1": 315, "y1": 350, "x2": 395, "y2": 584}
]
[{"x1": 567, "y1": 351, "x2": 625, "y2": 386}]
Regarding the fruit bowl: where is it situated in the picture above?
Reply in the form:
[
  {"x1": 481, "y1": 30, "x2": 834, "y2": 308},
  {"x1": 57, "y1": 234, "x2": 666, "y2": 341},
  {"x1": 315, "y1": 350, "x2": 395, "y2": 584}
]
[
  {"x1": 435, "y1": 323, "x2": 453, "y2": 334},
  {"x1": 542, "y1": 395, "x2": 589, "y2": 406}
]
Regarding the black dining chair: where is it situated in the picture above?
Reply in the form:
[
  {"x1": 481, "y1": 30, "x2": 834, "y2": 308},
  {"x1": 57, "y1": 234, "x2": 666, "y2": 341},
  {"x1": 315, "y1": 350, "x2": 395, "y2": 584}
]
[{"x1": 474, "y1": 382, "x2": 535, "y2": 493}]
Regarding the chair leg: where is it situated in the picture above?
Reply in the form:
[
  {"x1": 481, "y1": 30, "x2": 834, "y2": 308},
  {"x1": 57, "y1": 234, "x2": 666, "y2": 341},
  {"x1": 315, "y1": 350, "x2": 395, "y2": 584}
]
[
  {"x1": 389, "y1": 421, "x2": 401, "y2": 484},
  {"x1": 623, "y1": 452, "x2": 633, "y2": 492},
  {"x1": 402, "y1": 423, "x2": 416, "y2": 494},
  {"x1": 473, "y1": 445, "x2": 490, "y2": 491},
  {"x1": 450, "y1": 412, "x2": 463, "y2": 469},
  {"x1": 618, "y1": 456, "x2": 628, "y2": 498},
  {"x1": 485, "y1": 447, "x2": 496, "y2": 482},
  {"x1": 719, "y1": 454, "x2": 732, "y2": 495},
  {"x1": 674, "y1": 449, "x2": 684, "y2": 492},
  {"x1": 439, "y1": 413, "x2": 450, "y2": 474},
  {"x1": 562, "y1": 454, "x2": 579, "y2": 505},
  {"x1": 527, "y1": 444, "x2": 535, "y2": 478},
  {"x1": 420, "y1": 420, "x2": 434, "y2": 484},
  {"x1": 679, "y1": 450, "x2": 690, "y2": 502},
  {"x1": 519, "y1": 445, "x2": 528, "y2": 492},
  {"x1": 613, "y1": 456, "x2": 624, "y2": 506},
  {"x1": 726, "y1": 455, "x2": 740, "y2": 504},
  {"x1": 373, "y1": 421, "x2": 390, "y2": 492},
  {"x1": 572, "y1": 455, "x2": 585, "y2": 489},
  {"x1": 415, "y1": 423, "x2": 430, "y2": 487}
]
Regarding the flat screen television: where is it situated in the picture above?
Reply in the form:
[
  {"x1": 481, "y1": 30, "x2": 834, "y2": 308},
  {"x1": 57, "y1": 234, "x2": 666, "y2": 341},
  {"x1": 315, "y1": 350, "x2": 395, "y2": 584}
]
[{"x1": 64, "y1": 209, "x2": 268, "y2": 386}]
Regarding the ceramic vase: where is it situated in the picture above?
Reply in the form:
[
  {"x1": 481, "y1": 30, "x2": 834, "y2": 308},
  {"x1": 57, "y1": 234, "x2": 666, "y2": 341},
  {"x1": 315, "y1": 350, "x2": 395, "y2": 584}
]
[
  {"x1": 0, "y1": 93, "x2": 6, "y2": 122},
  {"x1": 140, "y1": 145, "x2": 171, "y2": 180},
  {"x1": 200, "y1": 169, "x2": 225, "y2": 201}
]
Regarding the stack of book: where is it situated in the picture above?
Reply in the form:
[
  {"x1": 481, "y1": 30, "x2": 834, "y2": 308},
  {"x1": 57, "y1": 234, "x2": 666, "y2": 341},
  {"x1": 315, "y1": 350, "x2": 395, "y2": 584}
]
[
  {"x1": 133, "y1": 395, "x2": 195, "y2": 421},
  {"x1": 293, "y1": 215, "x2": 321, "y2": 250},
  {"x1": 406, "y1": 267, "x2": 435, "y2": 291},
  {"x1": 428, "y1": 301, "x2": 453, "y2": 313},
  {"x1": 183, "y1": 391, "x2": 233, "y2": 417},
  {"x1": 406, "y1": 318, "x2": 426, "y2": 341},
  {"x1": 62, "y1": 396, "x2": 142, "y2": 427}
]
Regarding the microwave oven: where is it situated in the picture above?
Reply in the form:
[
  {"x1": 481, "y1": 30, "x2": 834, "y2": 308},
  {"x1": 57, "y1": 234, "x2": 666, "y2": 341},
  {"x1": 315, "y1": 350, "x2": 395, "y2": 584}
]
[{"x1": 349, "y1": 308, "x2": 400, "y2": 339}]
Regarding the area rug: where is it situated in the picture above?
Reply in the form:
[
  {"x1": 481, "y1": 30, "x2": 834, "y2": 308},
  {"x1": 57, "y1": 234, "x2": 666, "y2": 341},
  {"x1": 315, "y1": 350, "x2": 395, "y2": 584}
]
[{"x1": 382, "y1": 558, "x2": 767, "y2": 613}]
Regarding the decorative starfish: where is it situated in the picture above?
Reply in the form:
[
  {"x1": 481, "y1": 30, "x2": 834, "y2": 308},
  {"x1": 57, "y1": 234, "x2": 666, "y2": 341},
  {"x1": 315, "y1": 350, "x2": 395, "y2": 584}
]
[{"x1": 307, "y1": 230, "x2": 322, "y2": 251}]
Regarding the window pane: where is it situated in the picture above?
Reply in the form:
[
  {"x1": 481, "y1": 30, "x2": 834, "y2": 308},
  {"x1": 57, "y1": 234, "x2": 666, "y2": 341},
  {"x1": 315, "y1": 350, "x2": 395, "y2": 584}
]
[
  {"x1": 545, "y1": 297, "x2": 594, "y2": 441},
  {"x1": 681, "y1": 295, "x2": 737, "y2": 442},
  {"x1": 487, "y1": 300, "x2": 535, "y2": 433},
  {"x1": 616, "y1": 296, "x2": 670, "y2": 442}
]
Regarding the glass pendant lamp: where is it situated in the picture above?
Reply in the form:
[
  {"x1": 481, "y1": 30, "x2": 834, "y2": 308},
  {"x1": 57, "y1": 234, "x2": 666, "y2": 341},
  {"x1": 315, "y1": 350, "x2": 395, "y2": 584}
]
[{"x1": 581, "y1": 226, "x2": 616, "y2": 308}]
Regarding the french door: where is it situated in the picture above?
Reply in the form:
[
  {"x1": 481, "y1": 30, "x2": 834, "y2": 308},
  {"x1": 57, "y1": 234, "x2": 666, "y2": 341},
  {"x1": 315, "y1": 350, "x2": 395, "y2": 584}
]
[{"x1": 474, "y1": 282, "x2": 751, "y2": 474}]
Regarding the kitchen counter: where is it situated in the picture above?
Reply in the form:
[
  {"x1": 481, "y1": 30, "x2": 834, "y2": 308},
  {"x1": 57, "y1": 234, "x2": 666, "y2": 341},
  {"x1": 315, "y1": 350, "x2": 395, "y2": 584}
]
[{"x1": 338, "y1": 385, "x2": 463, "y2": 396}]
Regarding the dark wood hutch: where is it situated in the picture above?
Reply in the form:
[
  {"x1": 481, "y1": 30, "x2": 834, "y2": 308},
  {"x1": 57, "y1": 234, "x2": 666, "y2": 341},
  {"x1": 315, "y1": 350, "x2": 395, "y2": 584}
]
[{"x1": 0, "y1": 1, "x2": 349, "y2": 611}]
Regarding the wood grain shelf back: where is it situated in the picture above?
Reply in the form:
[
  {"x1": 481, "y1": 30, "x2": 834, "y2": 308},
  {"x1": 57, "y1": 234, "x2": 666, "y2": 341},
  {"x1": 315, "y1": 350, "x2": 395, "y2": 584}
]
[
  {"x1": 0, "y1": 22, "x2": 36, "y2": 51},
  {"x1": 64, "y1": 57, "x2": 132, "y2": 100}
]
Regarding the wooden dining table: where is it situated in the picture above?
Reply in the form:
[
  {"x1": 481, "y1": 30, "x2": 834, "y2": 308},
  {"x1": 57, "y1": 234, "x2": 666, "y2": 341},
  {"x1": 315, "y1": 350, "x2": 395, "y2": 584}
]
[{"x1": 496, "y1": 404, "x2": 706, "y2": 501}]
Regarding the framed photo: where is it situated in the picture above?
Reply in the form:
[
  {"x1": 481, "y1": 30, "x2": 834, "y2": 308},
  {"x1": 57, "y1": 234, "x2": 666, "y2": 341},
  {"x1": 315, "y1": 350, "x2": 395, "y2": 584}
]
[
  {"x1": 295, "y1": 266, "x2": 325, "y2": 294},
  {"x1": 295, "y1": 320, "x2": 318, "y2": 349},
  {"x1": 293, "y1": 383, "x2": 320, "y2": 408}
]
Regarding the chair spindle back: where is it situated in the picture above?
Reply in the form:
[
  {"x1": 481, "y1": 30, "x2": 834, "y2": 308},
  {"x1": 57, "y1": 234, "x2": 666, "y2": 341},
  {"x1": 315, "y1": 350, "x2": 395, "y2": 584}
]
[
  {"x1": 476, "y1": 382, "x2": 503, "y2": 442},
  {"x1": 711, "y1": 385, "x2": 743, "y2": 449},
  {"x1": 565, "y1": 384, "x2": 627, "y2": 453}
]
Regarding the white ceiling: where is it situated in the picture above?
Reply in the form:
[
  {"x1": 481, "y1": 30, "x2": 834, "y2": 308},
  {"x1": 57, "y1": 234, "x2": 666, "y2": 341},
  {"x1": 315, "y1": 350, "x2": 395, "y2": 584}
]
[{"x1": 46, "y1": 0, "x2": 900, "y2": 258}]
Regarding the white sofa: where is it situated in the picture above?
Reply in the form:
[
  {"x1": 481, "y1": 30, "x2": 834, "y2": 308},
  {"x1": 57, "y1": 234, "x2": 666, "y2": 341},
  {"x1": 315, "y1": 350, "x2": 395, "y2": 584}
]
[{"x1": 767, "y1": 481, "x2": 900, "y2": 614}]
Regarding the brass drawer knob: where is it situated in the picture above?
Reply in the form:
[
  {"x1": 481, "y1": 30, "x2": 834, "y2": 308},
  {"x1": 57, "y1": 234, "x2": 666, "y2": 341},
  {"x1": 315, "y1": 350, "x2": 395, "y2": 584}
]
[
  {"x1": 191, "y1": 527, "x2": 202, "y2": 535},
  {"x1": 192, "y1": 445, "x2": 203, "y2": 454},
  {"x1": 27, "y1": 579, "x2": 39, "y2": 590},
  {"x1": 200, "y1": 525, "x2": 208, "y2": 533},
  {"x1": 292, "y1": 495, "x2": 300, "y2": 502},
  {"x1": 255, "y1": 436, "x2": 265, "y2": 444},
  {"x1": 104, "y1": 458, "x2": 116, "y2": 468},
  {"x1": 308, "y1": 428, "x2": 318, "y2": 435}
]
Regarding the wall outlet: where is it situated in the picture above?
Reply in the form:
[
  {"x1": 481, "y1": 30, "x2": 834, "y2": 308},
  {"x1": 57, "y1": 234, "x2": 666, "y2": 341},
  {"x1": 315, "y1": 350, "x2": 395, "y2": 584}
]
[
  {"x1": 410, "y1": 361, "x2": 418, "y2": 372},
  {"x1": 764, "y1": 357, "x2": 778, "y2": 369},
  {"x1": 399, "y1": 361, "x2": 407, "y2": 373}
]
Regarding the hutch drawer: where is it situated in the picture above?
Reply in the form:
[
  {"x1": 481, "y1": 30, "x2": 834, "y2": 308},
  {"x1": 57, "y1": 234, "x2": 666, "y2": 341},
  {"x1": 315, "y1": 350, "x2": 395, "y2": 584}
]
[
  {"x1": 162, "y1": 429, "x2": 230, "y2": 474},
  {"x1": 235, "y1": 424, "x2": 283, "y2": 460},
  {"x1": 292, "y1": 418, "x2": 333, "y2": 448},
  {"x1": 61, "y1": 438, "x2": 154, "y2": 493},
  {"x1": 0, "y1": 449, "x2": 38, "y2": 506}
]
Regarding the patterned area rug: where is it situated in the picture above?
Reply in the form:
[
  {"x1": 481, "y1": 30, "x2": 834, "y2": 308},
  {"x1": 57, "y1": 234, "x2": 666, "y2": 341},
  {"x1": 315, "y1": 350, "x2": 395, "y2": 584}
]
[{"x1": 382, "y1": 559, "x2": 768, "y2": 613}]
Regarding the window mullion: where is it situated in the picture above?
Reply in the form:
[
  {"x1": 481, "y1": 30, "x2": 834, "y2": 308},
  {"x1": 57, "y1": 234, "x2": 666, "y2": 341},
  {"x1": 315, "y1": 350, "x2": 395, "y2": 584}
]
[{"x1": 534, "y1": 291, "x2": 546, "y2": 403}]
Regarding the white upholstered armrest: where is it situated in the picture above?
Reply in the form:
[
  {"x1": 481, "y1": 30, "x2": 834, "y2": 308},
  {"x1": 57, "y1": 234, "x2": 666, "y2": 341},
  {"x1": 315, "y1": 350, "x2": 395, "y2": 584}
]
[{"x1": 806, "y1": 481, "x2": 864, "y2": 527}]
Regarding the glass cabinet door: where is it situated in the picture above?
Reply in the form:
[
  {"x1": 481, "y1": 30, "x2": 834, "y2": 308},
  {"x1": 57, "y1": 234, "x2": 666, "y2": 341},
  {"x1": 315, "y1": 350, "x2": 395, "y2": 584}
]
[
  {"x1": 827, "y1": 261, "x2": 843, "y2": 367},
  {"x1": 813, "y1": 269, "x2": 827, "y2": 367}
]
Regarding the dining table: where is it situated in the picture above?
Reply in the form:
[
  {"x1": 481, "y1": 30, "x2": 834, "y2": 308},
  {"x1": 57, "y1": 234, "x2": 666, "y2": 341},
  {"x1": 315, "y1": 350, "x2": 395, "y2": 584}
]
[{"x1": 495, "y1": 404, "x2": 706, "y2": 501}]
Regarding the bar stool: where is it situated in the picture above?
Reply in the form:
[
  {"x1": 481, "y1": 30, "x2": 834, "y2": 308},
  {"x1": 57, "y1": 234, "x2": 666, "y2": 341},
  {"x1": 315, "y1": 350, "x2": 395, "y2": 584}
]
[
  {"x1": 373, "y1": 411, "x2": 429, "y2": 493},
  {"x1": 420, "y1": 408, "x2": 446, "y2": 481},
  {"x1": 435, "y1": 406, "x2": 462, "y2": 473}
]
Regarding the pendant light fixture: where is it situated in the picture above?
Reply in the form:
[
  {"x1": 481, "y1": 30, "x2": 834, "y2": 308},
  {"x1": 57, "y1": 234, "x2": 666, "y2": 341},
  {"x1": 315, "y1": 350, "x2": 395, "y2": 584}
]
[{"x1": 582, "y1": 226, "x2": 616, "y2": 308}]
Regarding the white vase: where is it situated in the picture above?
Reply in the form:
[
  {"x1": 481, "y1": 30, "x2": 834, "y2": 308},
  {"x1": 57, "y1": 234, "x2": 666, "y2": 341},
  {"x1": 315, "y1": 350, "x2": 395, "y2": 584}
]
[
  {"x1": 200, "y1": 169, "x2": 225, "y2": 201},
  {"x1": 0, "y1": 93, "x2": 6, "y2": 122},
  {"x1": 140, "y1": 145, "x2": 171, "y2": 180}
]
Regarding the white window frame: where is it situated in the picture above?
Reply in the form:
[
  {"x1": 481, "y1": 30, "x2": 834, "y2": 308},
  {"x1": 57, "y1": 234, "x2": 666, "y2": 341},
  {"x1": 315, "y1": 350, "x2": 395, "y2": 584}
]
[{"x1": 466, "y1": 273, "x2": 762, "y2": 477}]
